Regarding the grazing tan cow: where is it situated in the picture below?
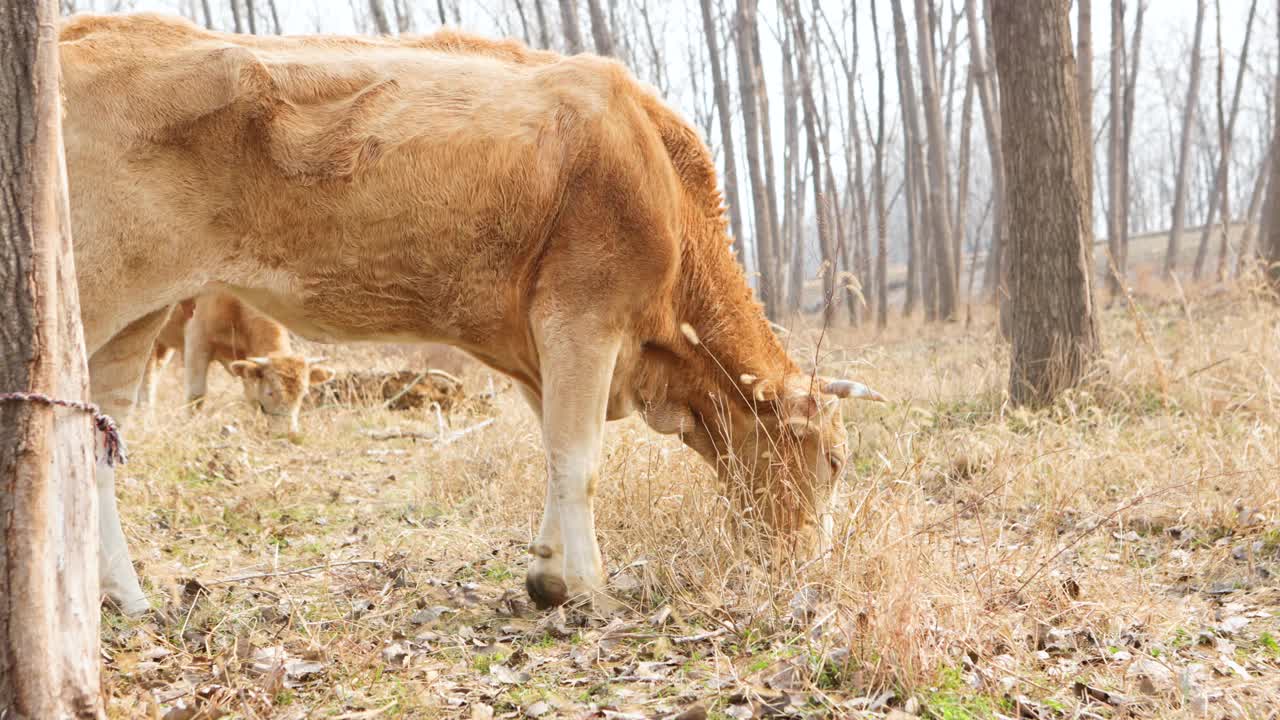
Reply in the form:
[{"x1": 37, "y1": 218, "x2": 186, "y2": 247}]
[
  {"x1": 137, "y1": 291, "x2": 335, "y2": 434},
  {"x1": 59, "y1": 14, "x2": 884, "y2": 615}
]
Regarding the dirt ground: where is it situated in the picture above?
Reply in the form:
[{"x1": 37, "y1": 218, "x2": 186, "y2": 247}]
[{"x1": 103, "y1": 284, "x2": 1279, "y2": 719}]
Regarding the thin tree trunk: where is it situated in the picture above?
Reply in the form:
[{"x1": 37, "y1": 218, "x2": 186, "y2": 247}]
[
  {"x1": 245, "y1": 0, "x2": 259, "y2": 33},
  {"x1": 1105, "y1": 0, "x2": 1124, "y2": 298},
  {"x1": 558, "y1": 0, "x2": 585, "y2": 53},
  {"x1": 367, "y1": 0, "x2": 392, "y2": 34},
  {"x1": 781, "y1": 34, "x2": 803, "y2": 312},
  {"x1": 1237, "y1": 149, "x2": 1272, "y2": 273},
  {"x1": 1194, "y1": 0, "x2": 1259, "y2": 280},
  {"x1": 585, "y1": 0, "x2": 614, "y2": 55},
  {"x1": 912, "y1": 0, "x2": 958, "y2": 321},
  {"x1": 1263, "y1": 0, "x2": 1280, "y2": 290},
  {"x1": 870, "y1": 0, "x2": 889, "y2": 328},
  {"x1": 200, "y1": 0, "x2": 215, "y2": 29},
  {"x1": 1117, "y1": 1, "x2": 1145, "y2": 281},
  {"x1": 751, "y1": 23, "x2": 783, "y2": 302},
  {"x1": 955, "y1": 68, "x2": 975, "y2": 298},
  {"x1": 967, "y1": 0, "x2": 1006, "y2": 309},
  {"x1": 1166, "y1": 0, "x2": 1207, "y2": 277},
  {"x1": 991, "y1": 0, "x2": 1099, "y2": 406},
  {"x1": 533, "y1": 0, "x2": 552, "y2": 48},
  {"x1": 1077, "y1": 0, "x2": 1093, "y2": 264},
  {"x1": 0, "y1": 0, "x2": 104, "y2": 715},
  {"x1": 736, "y1": 0, "x2": 780, "y2": 319},
  {"x1": 890, "y1": 0, "x2": 930, "y2": 319},
  {"x1": 786, "y1": 0, "x2": 835, "y2": 324},
  {"x1": 698, "y1": 0, "x2": 748, "y2": 268},
  {"x1": 392, "y1": 0, "x2": 413, "y2": 33},
  {"x1": 230, "y1": 0, "x2": 244, "y2": 33}
]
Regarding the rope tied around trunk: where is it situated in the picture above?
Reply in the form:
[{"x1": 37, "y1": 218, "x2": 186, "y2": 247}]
[{"x1": 0, "y1": 391, "x2": 127, "y2": 466}]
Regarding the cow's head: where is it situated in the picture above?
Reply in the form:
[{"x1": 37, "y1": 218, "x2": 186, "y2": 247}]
[
  {"x1": 228, "y1": 353, "x2": 336, "y2": 436},
  {"x1": 651, "y1": 373, "x2": 884, "y2": 559}
]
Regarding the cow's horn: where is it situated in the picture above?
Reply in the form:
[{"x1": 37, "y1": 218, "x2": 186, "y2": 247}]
[
  {"x1": 306, "y1": 356, "x2": 328, "y2": 364},
  {"x1": 822, "y1": 379, "x2": 886, "y2": 402},
  {"x1": 248, "y1": 356, "x2": 270, "y2": 366}
]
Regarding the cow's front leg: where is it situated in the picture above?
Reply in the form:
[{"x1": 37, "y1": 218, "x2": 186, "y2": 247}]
[
  {"x1": 525, "y1": 326, "x2": 619, "y2": 609},
  {"x1": 89, "y1": 308, "x2": 170, "y2": 616}
]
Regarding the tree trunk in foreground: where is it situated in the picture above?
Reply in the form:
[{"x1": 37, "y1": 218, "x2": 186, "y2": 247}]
[
  {"x1": 992, "y1": 0, "x2": 1100, "y2": 407},
  {"x1": 0, "y1": 0, "x2": 104, "y2": 716},
  {"x1": 913, "y1": 0, "x2": 958, "y2": 321}
]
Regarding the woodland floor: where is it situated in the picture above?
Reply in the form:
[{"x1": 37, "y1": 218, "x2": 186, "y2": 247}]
[{"x1": 104, "y1": 282, "x2": 1280, "y2": 720}]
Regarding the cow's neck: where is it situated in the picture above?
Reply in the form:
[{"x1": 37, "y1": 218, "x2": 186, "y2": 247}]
[{"x1": 632, "y1": 222, "x2": 798, "y2": 451}]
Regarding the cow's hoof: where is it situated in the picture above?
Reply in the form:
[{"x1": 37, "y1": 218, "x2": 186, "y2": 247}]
[
  {"x1": 525, "y1": 571, "x2": 569, "y2": 610},
  {"x1": 103, "y1": 593, "x2": 151, "y2": 618}
]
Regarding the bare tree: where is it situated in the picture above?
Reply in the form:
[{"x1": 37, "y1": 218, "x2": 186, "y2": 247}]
[
  {"x1": 966, "y1": 0, "x2": 1006, "y2": 311},
  {"x1": 870, "y1": 0, "x2": 890, "y2": 328},
  {"x1": 1265, "y1": 0, "x2": 1280, "y2": 288},
  {"x1": 200, "y1": 0, "x2": 215, "y2": 29},
  {"x1": 991, "y1": 0, "x2": 1099, "y2": 406},
  {"x1": 1166, "y1": 0, "x2": 1207, "y2": 277},
  {"x1": 786, "y1": 0, "x2": 836, "y2": 324},
  {"x1": 955, "y1": 68, "x2": 975, "y2": 298},
  {"x1": 911, "y1": 0, "x2": 958, "y2": 321},
  {"x1": 368, "y1": 0, "x2": 392, "y2": 34},
  {"x1": 559, "y1": 0, "x2": 585, "y2": 53},
  {"x1": 1193, "y1": 0, "x2": 1259, "y2": 280},
  {"x1": 736, "y1": 0, "x2": 780, "y2": 318},
  {"x1": 1105, "y1": 0, "x2": 1124, "y2": 297},
  {"x1": 1078, "y1": 0, "x2": 1093, "y2": 253},
  {"x1": 1, "y1": 0, "x2": 104, "y2": 715},
  {"x1": 245, "y1": 0, "x2": 259, "y2": 33},
  {"x1": 230, "y1": 0, "x2": 243, "y2": 33},
  {"x1": 533, "y1": 0, "x2": 552, "y2": 48},
  {"x1": 1117, "y1": 1, "x2": 1146, "y2": 281},
  {"x1": 698, "y1": 0, "x2": 748, "y2": 265},
  {"x1": 890, "y1": 0, "x2": 931, "y2": 318},
  {"x1": 585, "y1": 0, "x2": 614, "y2": 55}
]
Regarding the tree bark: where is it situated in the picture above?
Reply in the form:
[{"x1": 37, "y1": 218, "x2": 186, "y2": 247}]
[
  {"x1": 200, "y1": 0, "x2": 215, "y2": 29},
  {"x1": 1237, "y1": 149, "x2": 1272, "y2": 273},
  {"x1": 0, "y1": 0, "x2": 104, "y2": 716},
  {"x1": 585, "y1": 0, "x2": 614, "y2": 55},
  {"x1": 245, "y1": 0, "x2": 259, "y2": 34},
  {"x1": 991, "y1": 0, "x2": 1100, "y2": 406},
  {"x1": 912, "y1": 0, "x2": 958, "y2": 321},
  {"x1": 1166, "y1": 0, "x2": 1206, "y2": 277},
  {"x1": 697, "y1": 0, "x2": 748, "y2": 269},
  {"x1": 1193, "y1": 0, "x2": 1258, "y2": 280},
  {"x1": 558, "y1": 0, "x2": 585, "y2": 53},
  {"x1": 736, "y1": 0, "x2": 780, "y2": 319}
]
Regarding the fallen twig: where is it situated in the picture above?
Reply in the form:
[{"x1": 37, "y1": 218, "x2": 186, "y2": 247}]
[{"x1": 206, "y1": 560, "x2": 384, "y2": 586}]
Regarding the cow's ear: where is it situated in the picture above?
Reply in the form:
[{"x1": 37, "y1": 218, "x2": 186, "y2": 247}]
[
  {"x1": 309, "y1": 366, "x2": 336, "y2": 385},
  {"x1": 229, "y1": 360, "x2": 264, "y2": 379}
]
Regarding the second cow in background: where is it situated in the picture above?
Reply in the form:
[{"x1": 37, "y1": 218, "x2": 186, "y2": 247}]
[{"x1": 139, "y1": 292, "x2": 335, "y2": 435}]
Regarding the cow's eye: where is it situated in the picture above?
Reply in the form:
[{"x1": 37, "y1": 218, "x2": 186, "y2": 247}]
[{"x1": 828, "y1": 455, "x2": 843, "y2": 475}]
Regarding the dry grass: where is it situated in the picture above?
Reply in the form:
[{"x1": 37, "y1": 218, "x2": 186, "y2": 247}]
[{"x1": 104, "y1": 283, "x2": 1280, "y2": 719}]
